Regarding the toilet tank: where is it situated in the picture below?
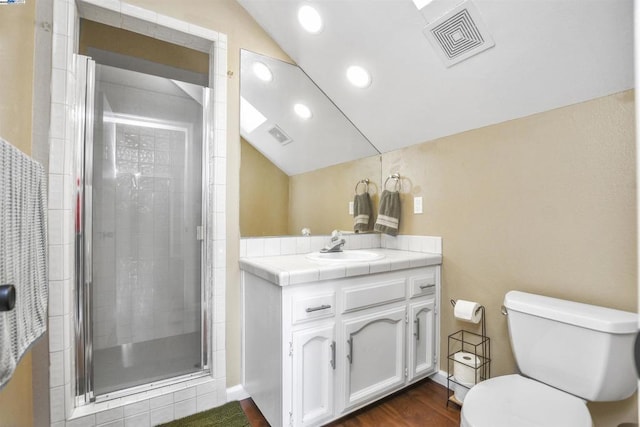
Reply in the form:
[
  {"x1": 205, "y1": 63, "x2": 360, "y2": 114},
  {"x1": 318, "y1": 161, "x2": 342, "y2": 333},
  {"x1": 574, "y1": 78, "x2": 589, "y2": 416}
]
[{"x1": 504, "y1": 291, "x2": 637, "y2": 401}]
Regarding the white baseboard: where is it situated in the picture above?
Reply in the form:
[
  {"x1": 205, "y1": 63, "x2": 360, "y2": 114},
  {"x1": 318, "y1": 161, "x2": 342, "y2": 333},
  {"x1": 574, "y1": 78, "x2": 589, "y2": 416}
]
[
  {"x1": 429, "y1": 370, "x2": 449, "y2": 388},
  {"x1": 226, "y1": 384, "x2": 250, "y2": 402}
]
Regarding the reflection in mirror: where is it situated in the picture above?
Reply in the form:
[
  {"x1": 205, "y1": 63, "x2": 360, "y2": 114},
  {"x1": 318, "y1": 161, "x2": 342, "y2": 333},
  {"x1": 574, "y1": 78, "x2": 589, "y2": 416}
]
[
  {"x1": 240, "y1": 49, "x2": 380, "y2": 176},
  {"x1": 240, "y1": 50, "x2": 382, "y2": 237}
]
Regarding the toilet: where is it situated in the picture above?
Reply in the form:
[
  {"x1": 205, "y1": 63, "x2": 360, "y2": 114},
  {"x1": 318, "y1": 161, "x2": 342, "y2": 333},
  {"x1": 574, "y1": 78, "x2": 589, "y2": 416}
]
[{"x1": 461, "y1": 291, "x2": 638, "y2": 427}]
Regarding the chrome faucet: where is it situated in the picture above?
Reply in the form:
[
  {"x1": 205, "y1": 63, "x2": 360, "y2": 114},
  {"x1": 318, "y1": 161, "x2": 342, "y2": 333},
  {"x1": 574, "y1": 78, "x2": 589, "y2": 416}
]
[{"x1": 320, "y1": 230, "x2": 346, "y2": 253}]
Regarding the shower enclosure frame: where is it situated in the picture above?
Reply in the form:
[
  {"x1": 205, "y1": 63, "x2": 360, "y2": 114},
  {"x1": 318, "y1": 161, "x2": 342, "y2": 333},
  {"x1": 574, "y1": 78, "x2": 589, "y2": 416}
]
[
  {"x1": 46, "y1": 1, "x2": 227, "y2": 422},
  {"x1": 73, "y1": 54, "x2": 214, "y2": 405}
]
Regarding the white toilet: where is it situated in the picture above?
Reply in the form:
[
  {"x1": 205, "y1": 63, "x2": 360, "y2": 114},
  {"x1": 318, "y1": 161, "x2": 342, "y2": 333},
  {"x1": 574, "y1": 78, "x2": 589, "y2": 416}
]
[{"x1": 461, "y1": 290, "x2": 638, "y2": 427}]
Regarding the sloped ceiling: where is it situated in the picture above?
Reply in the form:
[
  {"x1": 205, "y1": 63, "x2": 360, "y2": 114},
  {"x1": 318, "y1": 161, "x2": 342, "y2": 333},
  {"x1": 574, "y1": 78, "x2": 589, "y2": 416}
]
[{"x1": 237, "y1": 0, "x2": 634, "y2": 154}]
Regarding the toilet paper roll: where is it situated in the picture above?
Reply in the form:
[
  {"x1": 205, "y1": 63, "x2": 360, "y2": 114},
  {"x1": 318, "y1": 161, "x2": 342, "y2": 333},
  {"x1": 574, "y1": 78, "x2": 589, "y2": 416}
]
[
  {"x1": 454, "y1": 299, "x2": 482, "y2": 323},
  {"x1": 454, "y1": 351, "x2": 481, "y2": 385}
]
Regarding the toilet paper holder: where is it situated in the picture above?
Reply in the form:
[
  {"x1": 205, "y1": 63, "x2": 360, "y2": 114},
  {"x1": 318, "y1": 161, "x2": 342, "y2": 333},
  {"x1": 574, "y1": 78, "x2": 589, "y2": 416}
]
[
  {"x1": 447, "y1": 298, "x2": 490, "y2": 407},
  {"x1": 450, "y1": 299, "x2": 483, "y2": 316},
  {"x1": 450, "y1": 298, "x2": 486, "y2": 342}
]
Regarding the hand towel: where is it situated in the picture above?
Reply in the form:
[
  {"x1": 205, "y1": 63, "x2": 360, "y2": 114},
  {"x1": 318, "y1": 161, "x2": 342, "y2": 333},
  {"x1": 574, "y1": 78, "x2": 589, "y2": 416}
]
[
  {"x1": 353, "y1": 192, "x2": 373, "y2": 233},
  {"x1": 374, "y1": 190, "x2": 400, "y2": 236},
  {"x1": 0, "y1": 138, "x2": 48, "y2": 390}
]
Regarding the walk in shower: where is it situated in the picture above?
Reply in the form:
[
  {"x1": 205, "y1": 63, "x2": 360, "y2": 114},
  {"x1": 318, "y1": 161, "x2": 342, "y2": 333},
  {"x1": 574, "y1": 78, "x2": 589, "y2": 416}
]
[{"x1": 75, "y1": 56, "x2": 210, "y2": 401}]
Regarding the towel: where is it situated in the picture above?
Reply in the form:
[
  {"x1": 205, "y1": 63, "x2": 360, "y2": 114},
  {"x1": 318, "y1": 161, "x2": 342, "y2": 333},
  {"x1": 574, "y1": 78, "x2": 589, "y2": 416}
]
[
  {"x1": 0, "y1": 138, "x2": 48, "y2": 390},
  {"x1": 374, "y1": 190, "x2": 400, "y2": 236},
  {"x1": 353, "y1": 192, "x2": 373, "y2": 233}
]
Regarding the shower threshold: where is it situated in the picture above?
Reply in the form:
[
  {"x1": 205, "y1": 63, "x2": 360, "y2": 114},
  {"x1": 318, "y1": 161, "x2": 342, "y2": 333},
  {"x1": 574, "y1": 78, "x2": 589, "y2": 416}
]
[{"x1": 93, "y1": 332, "x2": 203, "y2": 398}]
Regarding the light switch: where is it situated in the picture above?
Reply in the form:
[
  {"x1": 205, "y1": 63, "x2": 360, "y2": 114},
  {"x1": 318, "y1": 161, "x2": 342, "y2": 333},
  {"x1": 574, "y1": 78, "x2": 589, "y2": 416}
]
[
  {"x1": 414, "y1": 197, "x2": 423, "y2": 214},
  {"x1": 349, "y1": 201, "x2": 354, "y2": 215}
]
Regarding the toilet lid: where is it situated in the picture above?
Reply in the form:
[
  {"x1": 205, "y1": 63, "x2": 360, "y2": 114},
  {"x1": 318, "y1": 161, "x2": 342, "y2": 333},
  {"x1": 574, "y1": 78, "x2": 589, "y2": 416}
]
[{"x1": 461, "y1": 375, "x2": 592, "y2": 427}]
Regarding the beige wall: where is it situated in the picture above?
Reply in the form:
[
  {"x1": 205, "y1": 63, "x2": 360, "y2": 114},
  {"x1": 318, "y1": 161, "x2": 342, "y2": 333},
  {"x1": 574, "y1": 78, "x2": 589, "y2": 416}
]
[
  {"x1": 380, "y1": 89, "x2": 635, "y2": 364},
  {"x1": 294, "y1": 90, "x2": 637, "y2": 426},
  {"x1": 0, "y1": 0, "x2": 35, "y2": 154},
  {"x1": 288, "y1": 154, "x2": 381, "y2": 235},
  {"x1": 0, "y1": 1, "x2": 35, "y2": 426},
  {"x1": 0, "y1": 352, "x2": 34, "y2": 427},
  {"x1": 124, "y1": 0, "x2": 291, "y2": 386},
  {"x1": 240, "y1": 138, "x2": 290, "y2": 236}
]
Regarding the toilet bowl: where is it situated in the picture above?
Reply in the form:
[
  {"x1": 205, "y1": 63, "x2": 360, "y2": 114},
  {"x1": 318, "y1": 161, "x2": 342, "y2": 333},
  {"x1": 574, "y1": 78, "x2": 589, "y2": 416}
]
[
  {"x1": 461, "y1": 291, "x2": 637, "y2": 427},
  {"x1": 461, "y1": 375, "x2": 591, "y2": 427}
]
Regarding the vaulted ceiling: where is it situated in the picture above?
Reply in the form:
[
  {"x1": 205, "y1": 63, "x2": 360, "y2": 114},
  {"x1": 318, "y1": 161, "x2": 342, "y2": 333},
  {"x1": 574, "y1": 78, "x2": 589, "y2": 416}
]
[{"x1": 237, "y1": 0, "x2": 634, "y2": 154}]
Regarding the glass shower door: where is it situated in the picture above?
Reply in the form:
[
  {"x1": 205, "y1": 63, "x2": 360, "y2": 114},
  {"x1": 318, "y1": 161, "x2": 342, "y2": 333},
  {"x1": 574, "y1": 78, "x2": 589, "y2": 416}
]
[{"x1": 88, "y1": 63, "x2": 205, "y2": 396}]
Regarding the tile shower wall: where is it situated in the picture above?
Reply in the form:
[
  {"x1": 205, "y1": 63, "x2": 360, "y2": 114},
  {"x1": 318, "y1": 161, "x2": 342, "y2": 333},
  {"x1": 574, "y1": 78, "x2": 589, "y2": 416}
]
[
  {"x1": 93, "y1": 123, "x2": 201, "y2": 350},
  {"x1": 47, "y1": 0, "x2": 228, "y2": 425}
]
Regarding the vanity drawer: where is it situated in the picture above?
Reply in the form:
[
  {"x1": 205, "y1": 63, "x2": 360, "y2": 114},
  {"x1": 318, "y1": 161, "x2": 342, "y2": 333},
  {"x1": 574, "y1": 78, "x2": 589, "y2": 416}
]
[
  {"x1": 292, "y1": 293, "x2": 336, "y2": 324},
  {"x1": 409, "y1": 268, "x2": 437, "y2": 298},
  {"x1": 342, "y1": 279, "x2": 406, "y2": 313}
]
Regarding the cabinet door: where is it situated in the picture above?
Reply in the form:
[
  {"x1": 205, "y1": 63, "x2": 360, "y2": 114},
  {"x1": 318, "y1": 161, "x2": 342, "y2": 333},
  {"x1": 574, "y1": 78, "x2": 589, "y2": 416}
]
[
  {"x1": 408, "y1": 299, "x2": 436, "y2": 381},
  {"x1": 341, "y1": 307, "x2": 406, "y2": 412},
  {"x1": 291, "y1": 323, "x2": 336, "y2": 427}
]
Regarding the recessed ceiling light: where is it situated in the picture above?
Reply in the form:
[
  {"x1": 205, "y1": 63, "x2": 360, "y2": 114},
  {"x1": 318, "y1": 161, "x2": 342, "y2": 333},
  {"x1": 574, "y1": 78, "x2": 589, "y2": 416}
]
[
  {"x1": 346, "y1": 65, "x2": 372, "y2": 88},
  {"x1": 298, "y1": 5, "x2": 323, "y2": 34},
  {"x1": 294, "y1": 103, "x2": 312, "y2": 119},
  {"x1": 411, "y1": 0, "x2": 434, "y2": 10},
  {"x1": 252, "y1": 61, "x2": 273, "y2": 82}
]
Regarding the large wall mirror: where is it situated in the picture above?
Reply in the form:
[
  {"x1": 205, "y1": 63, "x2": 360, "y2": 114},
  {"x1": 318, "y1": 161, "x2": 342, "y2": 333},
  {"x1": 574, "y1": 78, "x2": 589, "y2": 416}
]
[{"x1": 240, "y1": 49, "x2": 381, "y2": 237}]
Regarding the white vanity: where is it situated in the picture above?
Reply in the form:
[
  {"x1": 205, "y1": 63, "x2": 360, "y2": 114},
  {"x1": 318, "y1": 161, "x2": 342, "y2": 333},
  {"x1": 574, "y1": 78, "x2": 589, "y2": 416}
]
[{"x1": 240, "y1": 248, "x2": 442, "y2": 427}]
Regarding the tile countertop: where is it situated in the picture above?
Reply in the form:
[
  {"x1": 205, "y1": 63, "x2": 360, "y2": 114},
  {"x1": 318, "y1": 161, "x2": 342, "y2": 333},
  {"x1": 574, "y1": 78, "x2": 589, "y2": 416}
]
[{"x1": 239, "y1": 248, "x2": 442, "y2": 286}]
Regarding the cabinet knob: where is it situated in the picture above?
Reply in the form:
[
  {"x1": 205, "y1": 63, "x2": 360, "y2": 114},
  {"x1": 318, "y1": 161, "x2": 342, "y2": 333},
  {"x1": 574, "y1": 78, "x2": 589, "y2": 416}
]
[{"x1": 0, "y1": 284, "x2": 16, "y2": 312}]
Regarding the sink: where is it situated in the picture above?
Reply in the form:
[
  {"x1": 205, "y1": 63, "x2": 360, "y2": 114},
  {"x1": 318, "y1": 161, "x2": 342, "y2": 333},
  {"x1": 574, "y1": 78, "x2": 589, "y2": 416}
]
[{"x1": 305, "y1": 250, "x2": 385, "y2": 263}]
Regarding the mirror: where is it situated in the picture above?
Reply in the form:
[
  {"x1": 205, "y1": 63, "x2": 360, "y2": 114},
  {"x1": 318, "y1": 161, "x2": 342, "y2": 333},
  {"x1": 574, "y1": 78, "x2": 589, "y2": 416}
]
[
  {"x1": 240, "y1": 50, "x2": 380, "y2": 175},
  {"x1": 240, "y1": 49, "x2": 381, "y2": 236}
]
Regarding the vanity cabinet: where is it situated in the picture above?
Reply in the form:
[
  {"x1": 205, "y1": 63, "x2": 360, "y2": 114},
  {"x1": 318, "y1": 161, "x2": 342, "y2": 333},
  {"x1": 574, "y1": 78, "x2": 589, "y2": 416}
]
[
  {"x1": 342, "y1": 306, "x2": 406, "y2": 411},
  {"x1": 242, "y1": 265, "x2": 440, "y2": 427},
  {"x1": 291, "y1": 323, "x2": 336, "y2": 427},
  {"x1": 409, "y1": 299, "x2": 437, "y2": 381}
]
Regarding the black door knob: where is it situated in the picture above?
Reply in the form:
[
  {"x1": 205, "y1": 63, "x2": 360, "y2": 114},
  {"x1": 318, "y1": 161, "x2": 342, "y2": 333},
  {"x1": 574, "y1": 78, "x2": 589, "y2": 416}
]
[{"x1": 0, "y1": 284, "x2": 16, "y2": 312}]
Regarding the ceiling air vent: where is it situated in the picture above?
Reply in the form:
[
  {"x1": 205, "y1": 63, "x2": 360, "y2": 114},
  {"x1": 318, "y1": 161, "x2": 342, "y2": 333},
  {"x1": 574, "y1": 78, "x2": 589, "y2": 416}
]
[
  {"x1": 268, "y1": 125, "x2": 292, "y2": 146},
  {"x1": 423, "y1": 0, "x2": 495, "y2": 67}
]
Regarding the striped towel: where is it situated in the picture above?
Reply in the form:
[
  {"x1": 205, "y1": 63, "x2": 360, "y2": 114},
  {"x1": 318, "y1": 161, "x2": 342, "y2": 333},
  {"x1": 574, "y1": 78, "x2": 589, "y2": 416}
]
[
  {"x1": 353, "y1": 192, "x2": 373, "y2": 233},
  {"x1": 0, "y1": 138, "x2": 48, "y2": 390},
  {"x1": 374, "y1": 190, "x2": 400, "y2": 236}
]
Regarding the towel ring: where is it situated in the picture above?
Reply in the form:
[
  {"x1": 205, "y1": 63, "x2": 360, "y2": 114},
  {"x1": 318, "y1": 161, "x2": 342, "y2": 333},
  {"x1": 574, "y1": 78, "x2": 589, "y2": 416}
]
[
  {"x1": 355, "y1": 179, "x2": 369, "y2": 194},
  {"x1": 384, "y1": 173, "x2": 401, "y2": 191}
]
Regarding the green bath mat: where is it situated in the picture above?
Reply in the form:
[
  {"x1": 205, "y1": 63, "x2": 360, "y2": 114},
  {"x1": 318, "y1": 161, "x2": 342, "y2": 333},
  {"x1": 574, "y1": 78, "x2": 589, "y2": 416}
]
[{"x1": 157, "y1": 400, "x2": 250, "y2": 427}]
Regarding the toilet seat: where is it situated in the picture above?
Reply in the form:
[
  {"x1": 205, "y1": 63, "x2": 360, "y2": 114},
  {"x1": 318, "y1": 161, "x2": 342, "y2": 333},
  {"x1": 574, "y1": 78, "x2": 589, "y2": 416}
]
[{"x1": 461, "y1": 374, "x2": 592, "y2": 427}]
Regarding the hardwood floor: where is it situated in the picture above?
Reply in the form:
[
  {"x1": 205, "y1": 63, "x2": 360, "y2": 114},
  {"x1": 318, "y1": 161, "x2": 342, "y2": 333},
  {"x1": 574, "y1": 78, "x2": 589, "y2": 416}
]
[{"x1": 240, "y1": 379, "x2": 461, "y2": 427}]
